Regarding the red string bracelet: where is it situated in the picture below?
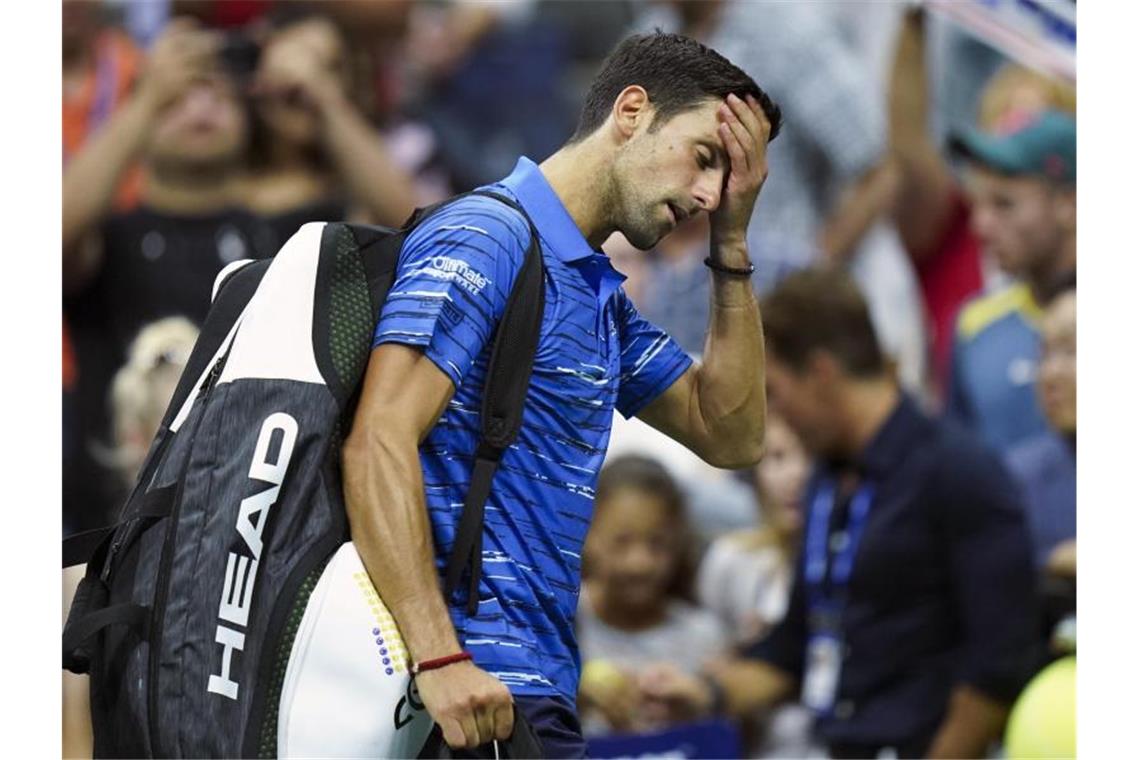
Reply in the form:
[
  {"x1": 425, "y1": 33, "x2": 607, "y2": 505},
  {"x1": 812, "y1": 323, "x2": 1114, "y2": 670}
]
[{"x1": 410, "y1": 651, "x2": 473, "y2": 676}]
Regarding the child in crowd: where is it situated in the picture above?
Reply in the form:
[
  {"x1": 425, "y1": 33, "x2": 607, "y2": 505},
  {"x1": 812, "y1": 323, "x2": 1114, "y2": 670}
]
[
  {"x1": 577, "y1": 455, "x2": 728, "y2": 736},
  {"x1": 239, "y1": 11, "x2": 416, "y2": 245},
  {"x1": 696, "y1": 412, "x2": 809, "y2": 646}
]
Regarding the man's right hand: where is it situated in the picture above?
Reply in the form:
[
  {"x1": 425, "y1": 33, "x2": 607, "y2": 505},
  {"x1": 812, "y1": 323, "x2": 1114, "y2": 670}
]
[
  {"x1": 136, "y1": 18, "x2": 220, "y2": 114},
  {"x1": 414, "y1": 660, "x2": 515, "y2": 749}
]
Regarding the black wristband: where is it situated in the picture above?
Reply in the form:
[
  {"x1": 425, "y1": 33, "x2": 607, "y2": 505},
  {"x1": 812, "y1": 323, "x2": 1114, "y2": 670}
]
[
  {"x1": 699, "y1": 672, "x2": 728, "y2": 716},
  {"x1": 703, "y1": 257, "x2": 755, "y2": 277}
]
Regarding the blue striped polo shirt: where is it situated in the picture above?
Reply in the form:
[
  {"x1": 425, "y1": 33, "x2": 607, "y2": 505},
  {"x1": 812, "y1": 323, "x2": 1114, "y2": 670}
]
[{"x1": 372, "y1": 157, "x2": 693, "y2": 702}]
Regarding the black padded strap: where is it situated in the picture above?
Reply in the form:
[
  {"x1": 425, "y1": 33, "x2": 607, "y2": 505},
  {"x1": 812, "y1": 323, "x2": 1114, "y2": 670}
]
[
  {"x1": 61, "y1": 484, "x2": 177, "y2": 568},
  {"x1": 160, "y1": 258, "x2": 269, "y2": 433},
  {"x1": 471, "y1": 190, "x2": 545, "y2": 448},
  {"x1": 444, "y1": 447, "x2": 502, "y2": 615},
  {"x1": 63, "y1": 527, "x2": 114, "y2": 570},
  {"x1": 441, "y1": 191, "x2": 545, "y2": 612}
]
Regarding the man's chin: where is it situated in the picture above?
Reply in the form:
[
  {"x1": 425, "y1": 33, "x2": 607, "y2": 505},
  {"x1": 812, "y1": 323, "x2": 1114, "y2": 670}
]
[{"x1": 624, "y1": 231, "x2": 662, "y2": 252}]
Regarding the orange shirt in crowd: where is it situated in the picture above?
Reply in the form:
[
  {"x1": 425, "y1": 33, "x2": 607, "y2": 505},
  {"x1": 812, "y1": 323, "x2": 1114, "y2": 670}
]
[{"x1": 63, "y1": 29, "x2": 144, "y2": 210}]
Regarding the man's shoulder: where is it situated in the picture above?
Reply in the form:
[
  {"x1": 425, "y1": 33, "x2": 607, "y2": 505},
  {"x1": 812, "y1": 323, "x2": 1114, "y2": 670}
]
[
  {"x1": 956, "y1": 283, "x2": 1040, "y2": 343},
  {"x1": 413, "y1": 191, "x2": 532, "y2": 245},
  {"x1": 930, "y1": 413, "x2": 997, "y2": 461},
  {"x1": 923, "y1": 415, "x2": 1019, "y2": 503}
]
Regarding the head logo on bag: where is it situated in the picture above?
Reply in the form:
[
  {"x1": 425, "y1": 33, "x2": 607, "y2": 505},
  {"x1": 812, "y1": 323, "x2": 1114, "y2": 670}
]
[{"x1": 208, "y1": 412, "x2": 299, "y2": 700}]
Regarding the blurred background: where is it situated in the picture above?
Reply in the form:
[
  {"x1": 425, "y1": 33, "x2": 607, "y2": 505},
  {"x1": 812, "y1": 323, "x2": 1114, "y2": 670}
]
[{"x1": 61, "y1": 0, "x2": 1077, "y2": 757}]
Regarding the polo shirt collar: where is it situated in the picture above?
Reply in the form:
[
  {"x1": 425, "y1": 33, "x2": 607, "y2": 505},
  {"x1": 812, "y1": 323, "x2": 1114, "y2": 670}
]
[
  {"x1": 498, "y1": 156, "x2": 605, "y2": 265},
  {"x1": 857, "y1": 394, "x2": 931, "y2": 479},
  {"x1": 497, "y1": 156, "x2": 627, "y2": 304}
]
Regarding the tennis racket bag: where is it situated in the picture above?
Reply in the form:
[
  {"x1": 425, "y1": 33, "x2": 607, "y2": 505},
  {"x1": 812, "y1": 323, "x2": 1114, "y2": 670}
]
[{"x1": 62, "y1": 191, "x2": 545, "y2": 758}]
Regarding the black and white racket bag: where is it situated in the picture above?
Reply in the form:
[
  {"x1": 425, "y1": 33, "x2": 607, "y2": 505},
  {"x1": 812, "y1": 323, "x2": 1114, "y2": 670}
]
[{"x1": 62, "y1": 192, "x2": 544, "y2": 758}]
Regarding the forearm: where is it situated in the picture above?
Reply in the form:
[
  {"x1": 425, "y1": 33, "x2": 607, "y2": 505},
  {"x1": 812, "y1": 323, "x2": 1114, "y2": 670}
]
[
  {"x1": 697, "y1": 240, "x2": 767, "y2": 467},
  {"x1": 63, "y1": 93, "x2": 155, "y2": 254},
  {"x1": 704, "y1": 658, "x2": 795, "y2": 719},
  {"x1": 889, "y1": 9, "x2": 930, "y2": 157},
  {"x1": 342, "y1": 428, "x2": 462, "y2": 661},
  {"x1": 887, "y1": 9, "x2": 959, "y2": 261},
  {"x1": 925, "y1": 685, "x2": 1010, "y2": 758},
  {"x1": 317, "y1": 91, "x2": 417, "y2": 227}
]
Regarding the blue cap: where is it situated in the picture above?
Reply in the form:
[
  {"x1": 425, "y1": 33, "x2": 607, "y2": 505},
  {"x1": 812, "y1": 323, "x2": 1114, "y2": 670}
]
[{"x1": 949, "y1": 110, "x2": 1076, "y2": 183}]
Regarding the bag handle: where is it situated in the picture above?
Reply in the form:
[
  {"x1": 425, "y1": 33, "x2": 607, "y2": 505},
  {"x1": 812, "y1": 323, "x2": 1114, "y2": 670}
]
[{"x1": 417, "y1": 705, "x2": 545, "y2": 758}]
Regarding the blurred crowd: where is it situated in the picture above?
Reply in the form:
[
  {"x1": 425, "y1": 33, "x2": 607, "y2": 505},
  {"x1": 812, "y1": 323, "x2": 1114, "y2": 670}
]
[{"x1": 62, "y1": 1, "x2": 1076, "y2": 758}]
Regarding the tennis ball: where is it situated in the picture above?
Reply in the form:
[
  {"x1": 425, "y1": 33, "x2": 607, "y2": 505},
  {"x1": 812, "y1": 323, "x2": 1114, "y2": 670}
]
[
  {"x1": 581, "y1": 659, "x2": 628, "y2": 692},
  {"x1": 1004, "y1": 656, "x2": 1076, "y2": 759}
]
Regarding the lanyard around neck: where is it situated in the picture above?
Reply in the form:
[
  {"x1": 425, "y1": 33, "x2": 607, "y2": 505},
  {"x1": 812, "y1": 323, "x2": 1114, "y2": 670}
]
[{"x1": 803, "y1": 478, "x2": 875, "y2": 607}]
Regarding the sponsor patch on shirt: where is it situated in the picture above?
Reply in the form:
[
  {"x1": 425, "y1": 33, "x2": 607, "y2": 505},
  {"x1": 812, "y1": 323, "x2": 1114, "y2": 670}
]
[{"x1": 416, "y1": 255, "x2": 491, "y2": 296}]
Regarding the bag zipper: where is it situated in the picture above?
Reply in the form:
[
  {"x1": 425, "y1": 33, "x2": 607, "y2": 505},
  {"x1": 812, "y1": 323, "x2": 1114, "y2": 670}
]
[{"x1": 147, "y1": 351, "x2": 229, "y2": 755}]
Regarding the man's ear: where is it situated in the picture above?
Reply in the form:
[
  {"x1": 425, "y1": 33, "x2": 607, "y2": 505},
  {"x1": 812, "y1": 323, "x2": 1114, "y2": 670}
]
[{"x1": 611, "y1": 85, "x2": 651, "y2": 142}]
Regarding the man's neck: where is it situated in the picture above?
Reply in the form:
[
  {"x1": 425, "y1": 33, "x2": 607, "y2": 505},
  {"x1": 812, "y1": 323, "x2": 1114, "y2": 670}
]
[
  {"x1": 539, "y1": 140, "x2": 615, "y2": 248},
  {"x1": 142, "y1": 166, "x2": 239, "y2": 216},
  {"x1": 837, "y1": 377, "x2": 900, "y2": 460}
]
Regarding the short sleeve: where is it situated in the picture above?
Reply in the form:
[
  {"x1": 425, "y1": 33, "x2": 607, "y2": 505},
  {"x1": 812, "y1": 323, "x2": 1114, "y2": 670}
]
[
  {"x1": 372, "y1": 196, "x2": 531, "y2": 389},
  {"x1": 614, "y1": 291, "x2": 693, "y2": 418},
  {"x1": 934, "y1": 435, "x2": 1040, "y2": 702}
]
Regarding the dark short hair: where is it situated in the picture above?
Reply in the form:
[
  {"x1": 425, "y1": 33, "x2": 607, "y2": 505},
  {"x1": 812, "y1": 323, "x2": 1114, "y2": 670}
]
[
  {"x1": 762, "y1": 269, "x2": 886, "y2": 378},
  {"x1": 568, "y1": 32, "x2": 782, "y2": 145},
  {"x1": 596, "y1": 454, "x2": 686, "y2": 518}
]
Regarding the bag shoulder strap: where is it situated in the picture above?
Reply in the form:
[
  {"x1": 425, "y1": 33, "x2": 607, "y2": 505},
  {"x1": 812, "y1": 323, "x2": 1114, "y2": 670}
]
[{"x1": 441, "y1": 189, "x2": 546, "y2": 614}]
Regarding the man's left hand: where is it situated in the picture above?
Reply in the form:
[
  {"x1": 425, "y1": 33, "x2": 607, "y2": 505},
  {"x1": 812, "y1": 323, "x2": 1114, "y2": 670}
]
[{"x1": 709, "y1": 93, "x2": 772, "y2": 250}]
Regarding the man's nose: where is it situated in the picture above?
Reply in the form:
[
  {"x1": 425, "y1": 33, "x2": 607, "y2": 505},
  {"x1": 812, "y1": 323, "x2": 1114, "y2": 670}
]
[{"x1": 693, "y1": 172, "x2": 724, "y2": 212}]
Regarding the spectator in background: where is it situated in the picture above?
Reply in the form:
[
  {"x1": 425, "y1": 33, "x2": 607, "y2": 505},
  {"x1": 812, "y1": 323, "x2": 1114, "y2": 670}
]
[
  {"x1": 696, "y1": 412, "x2": 808, "y2": 647},
  {"x1": 888, "y1": 8, "x2": 1077, "y2": 396},
  {"x1": 946, "y1": 110, "x2": 1076, "y2": 453},
  {"x1": 640, "y1": 270, "x2": 1039, "y2": 759},
  {"x1": 63, "y1": 0, "x2": 145, "y2": 525},
  {"x1": 63, "y1": 18, "x2": 271, "y2": 531},
  {"x1": 632, "y1": 0, "x2": 927, "y2": 392},
  {"x1": 1006, "y1": 286, "x2": 1077, "y2": 654},
  {"x1": 577, "y1": 455, "x2": 727, "y2": 736},
  {"x1": 63, "y1": 0, "x2": 143, "y2": 206},
  {"x1": 405, "y1": 0, "x2": 577, "y2": 190},
  {"x1": 1005, "y1": 285, "x2": 1076, "y2": 571},
  {"x1": 239, "y1": 10, "x2": 417, "y2": 247}
]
